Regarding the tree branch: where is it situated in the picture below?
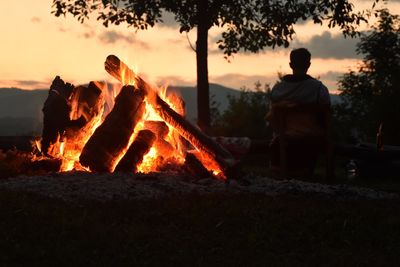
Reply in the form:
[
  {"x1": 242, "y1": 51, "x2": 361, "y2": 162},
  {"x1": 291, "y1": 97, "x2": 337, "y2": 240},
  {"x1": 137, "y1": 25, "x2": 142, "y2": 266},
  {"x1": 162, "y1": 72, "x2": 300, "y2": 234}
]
[{"x1": 186, "y1": 32, "x2": 196, "y2": 52}]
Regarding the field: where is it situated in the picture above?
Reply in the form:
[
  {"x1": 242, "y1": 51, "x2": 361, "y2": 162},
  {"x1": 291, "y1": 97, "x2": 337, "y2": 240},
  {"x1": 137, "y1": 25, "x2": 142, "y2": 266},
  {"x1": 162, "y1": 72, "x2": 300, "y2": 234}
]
[
  {"x1": 1, "y1": 190, "x2": 399, "y2": 266},
  {"x1": 1, "y1": 150, "x2": 400, "y2": 266}
]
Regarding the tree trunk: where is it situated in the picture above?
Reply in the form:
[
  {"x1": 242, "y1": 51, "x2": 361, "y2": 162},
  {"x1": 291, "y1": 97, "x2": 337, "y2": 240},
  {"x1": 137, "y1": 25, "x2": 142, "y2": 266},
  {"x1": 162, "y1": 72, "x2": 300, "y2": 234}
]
[{"x1": 196, "y1": 0, "x2": 210, "y2": 132}]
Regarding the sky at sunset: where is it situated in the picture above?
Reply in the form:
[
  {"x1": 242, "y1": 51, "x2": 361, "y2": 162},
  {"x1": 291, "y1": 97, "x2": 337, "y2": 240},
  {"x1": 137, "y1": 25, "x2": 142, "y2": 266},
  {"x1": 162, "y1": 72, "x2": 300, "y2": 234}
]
[{"x1": 1, "y1": 0, "x2": 399, "y2": 92}]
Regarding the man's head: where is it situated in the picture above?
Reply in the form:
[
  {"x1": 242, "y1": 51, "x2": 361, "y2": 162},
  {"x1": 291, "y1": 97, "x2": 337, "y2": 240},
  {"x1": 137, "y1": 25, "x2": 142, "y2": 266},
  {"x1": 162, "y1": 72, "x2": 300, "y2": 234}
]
[{"x1": 289, "y1": 48, "x2": 311, "y2": 74}]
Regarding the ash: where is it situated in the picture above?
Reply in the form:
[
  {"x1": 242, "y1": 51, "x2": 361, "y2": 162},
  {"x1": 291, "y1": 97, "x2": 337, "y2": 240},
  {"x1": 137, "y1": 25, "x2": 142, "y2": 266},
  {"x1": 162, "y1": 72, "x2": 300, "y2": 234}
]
[{"x1": 0, "y1": 172, "x2": 397, "y2": 202}]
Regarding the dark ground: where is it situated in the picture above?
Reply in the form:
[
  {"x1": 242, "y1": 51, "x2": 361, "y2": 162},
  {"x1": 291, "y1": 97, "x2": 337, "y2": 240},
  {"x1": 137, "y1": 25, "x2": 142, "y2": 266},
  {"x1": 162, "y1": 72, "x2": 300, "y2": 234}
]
[
  {"x1": 1, "y1": 190, "x2": 399, "y2": 267},
  {"x1": 1, "y1": 145, "x2": 400, "y2": 266}
]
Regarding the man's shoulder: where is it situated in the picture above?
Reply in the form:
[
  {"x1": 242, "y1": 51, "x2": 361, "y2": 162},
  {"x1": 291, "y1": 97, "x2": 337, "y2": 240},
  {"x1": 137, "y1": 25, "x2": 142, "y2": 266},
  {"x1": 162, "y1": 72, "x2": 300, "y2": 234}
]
[
  {"x1": 282, "y1": 74, "x2": 313, "y2": 82},
  {"x1": 272, "y1": 75, "x2": 322, "y2": 91},
  {"x1": 272, "y1": 75, "x2": 319, "y2": 87},
  {"x1": 304, "y1": 78, "x2": 325, "y2": 88},
  {"x1": 271, "y1": 74, "x2": 330, "y2": 104}
]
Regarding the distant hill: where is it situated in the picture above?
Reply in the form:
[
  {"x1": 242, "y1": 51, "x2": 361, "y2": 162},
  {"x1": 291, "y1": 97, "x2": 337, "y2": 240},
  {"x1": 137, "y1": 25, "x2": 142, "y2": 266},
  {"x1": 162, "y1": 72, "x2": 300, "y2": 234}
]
[
  {"x1": 0, "y1": 88, "x2": 47, "y2": 135},
  {"x1": 0, "y1": 86, "x2": 341, "y2": 136},
  {"x1": 0, "y1": 84, "x2": 240, "y2": 136},
  {"x1": 167, "y1": 83, "x2": 241, "y2": 122},
  {"x1": 0, "y1": 88, "x2": 48, "y2": 118}
]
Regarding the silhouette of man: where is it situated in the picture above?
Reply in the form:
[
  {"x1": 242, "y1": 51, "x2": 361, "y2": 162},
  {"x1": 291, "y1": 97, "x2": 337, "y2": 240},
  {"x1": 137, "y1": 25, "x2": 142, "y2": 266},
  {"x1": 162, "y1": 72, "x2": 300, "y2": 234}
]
[
  {"x1": 267, "y1": 48, "x2": 331, "y2": 177},
  {"x1": 271, "y1": 48, "x2": 330, "y2": 109}
]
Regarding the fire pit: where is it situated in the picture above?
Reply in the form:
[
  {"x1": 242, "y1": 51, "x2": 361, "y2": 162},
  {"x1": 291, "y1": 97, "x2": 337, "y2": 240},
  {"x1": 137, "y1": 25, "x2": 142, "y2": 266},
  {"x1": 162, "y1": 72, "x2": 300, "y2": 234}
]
[
  {"x1": 37, "y1": 55, "x2": 235, "y2": 179},
  {"x1": 0, "y1": 172, "x2": 397, "y2": 202}
]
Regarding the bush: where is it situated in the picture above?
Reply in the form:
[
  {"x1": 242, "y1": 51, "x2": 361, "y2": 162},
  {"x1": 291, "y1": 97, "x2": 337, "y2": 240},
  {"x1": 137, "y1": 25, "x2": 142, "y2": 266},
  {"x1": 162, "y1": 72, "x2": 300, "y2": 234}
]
[{"x1": 211, "y1": 82, "x2": 272, "y2": 139}]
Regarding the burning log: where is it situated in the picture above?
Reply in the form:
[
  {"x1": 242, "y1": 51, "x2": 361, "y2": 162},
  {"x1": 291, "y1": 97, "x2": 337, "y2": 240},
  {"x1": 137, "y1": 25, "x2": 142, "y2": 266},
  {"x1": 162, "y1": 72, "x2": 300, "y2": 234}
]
[
  {"x1": 41, "y1": 76, "x2": 74, "y2": 155},
  {"x1": 143, "y1": 121, "x2": 169, "y2": 139},
  {"x1": 166, "y1": 92, "x2": 189, "y2": 153},
  {"x1": 143, "y1": 121, "x2": 176, "y2": 157},
  {"x1": 150, "y1": 96, "x2": 236, "y2": 169},
  {"x1": 144, "y1": 121, "x2": 174, "y2": 155},
  {"x1": 65, "y1": 82, "x2": 104, "y2": 138},
  {"x1": 57, "y1": 82, "x2": 105, "y2": 171},
  {"x1": 167, "y1": 91, "x2": 186, "y2": 116},
  {"x1": 70, "y1": 82, "x2": 104, "y2": 123},
  {"x1": 183, "y1": 152, "x2": 212, "y2": 178},
  {"x1": 31, "y1": 158, "x2": 62, "y2": 173},
  {"x1": 153, "y1": 139, "x2": 175, "y2": 156},
  {"x1": 79, "y1": 85, "x2": 146, "y2": 172},
  {"x1": 114, "y1": 130, "x2": 156, "y2": 172},
  {"x1": 105, "y1": 55, "x2": 235, "y2": 176}
]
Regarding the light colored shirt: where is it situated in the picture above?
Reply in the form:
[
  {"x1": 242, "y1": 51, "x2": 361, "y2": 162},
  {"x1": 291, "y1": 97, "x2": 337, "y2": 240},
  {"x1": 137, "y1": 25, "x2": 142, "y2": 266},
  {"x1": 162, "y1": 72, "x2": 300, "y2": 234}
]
[
  {"x1": 268, "y1": 75, "x2": 331, "y2": 137},
  {"x1": 271, "y1": 75, "x2": 330, "y2": 106}
]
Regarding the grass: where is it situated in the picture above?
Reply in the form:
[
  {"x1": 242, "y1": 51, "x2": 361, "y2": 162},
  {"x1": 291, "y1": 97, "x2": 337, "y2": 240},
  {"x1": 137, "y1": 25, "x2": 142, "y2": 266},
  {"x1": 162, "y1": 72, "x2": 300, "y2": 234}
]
[
  {"x1": 1, "y1": 151, "x2": 400, "y2": 266},
  {"x1": 0, "y1": 191, "x2": 399, "y2": 266},
  {"x1": 0, "y1": 192, "x2": 400, "y2": 266}
]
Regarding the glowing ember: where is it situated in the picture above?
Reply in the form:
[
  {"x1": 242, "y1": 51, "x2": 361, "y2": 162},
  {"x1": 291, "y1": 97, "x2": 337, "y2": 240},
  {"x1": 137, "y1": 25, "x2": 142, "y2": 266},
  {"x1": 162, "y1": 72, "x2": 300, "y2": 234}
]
[{"x1": 137, "y1": 147, "x2": 158, "y2": 173}]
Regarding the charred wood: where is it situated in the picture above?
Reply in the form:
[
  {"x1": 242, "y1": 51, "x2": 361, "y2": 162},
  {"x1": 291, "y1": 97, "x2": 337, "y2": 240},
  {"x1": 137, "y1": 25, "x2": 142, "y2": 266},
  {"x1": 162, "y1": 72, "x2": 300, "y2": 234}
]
[
  {"x1": 65, "y1": 82, "x2": 104, "y2": 136},
  {"x1": 0, "y1": 149, "x2": 61, "y2": 177},
  {"x1": 141, "y1": 119, "x2": 175, "y2": 160},
  {"x1": 62, "y1": 82, "x2": 105, "y2": 157},
  {"x1": 70, "y1": 82, "x2": 103, "y2": 123},
  {"x1": 79, "y1": 85, "x2": 146, "y2": 172},
  {"x1": 143, "y1": 121, "x2": 179, "y2": 159},
  {"x1": 183, "y1": 152, "x2": 212, "y2": 178},
  {"x1": 30, "y1": 158, "x2": 62, "y2": 173},
  {"x1": 41, "y1": 76, "x2": 74, "y2": 155},
  {"x1": 114, "y1": 130, "x2": 156, "y2": 172}
]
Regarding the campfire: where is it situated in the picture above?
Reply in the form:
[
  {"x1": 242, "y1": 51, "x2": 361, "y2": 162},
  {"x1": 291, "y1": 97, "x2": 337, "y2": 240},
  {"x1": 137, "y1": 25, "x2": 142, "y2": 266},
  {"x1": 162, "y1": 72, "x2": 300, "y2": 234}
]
[{"x1": 37, "y1": 55, "x2": 235, "y2": 180}]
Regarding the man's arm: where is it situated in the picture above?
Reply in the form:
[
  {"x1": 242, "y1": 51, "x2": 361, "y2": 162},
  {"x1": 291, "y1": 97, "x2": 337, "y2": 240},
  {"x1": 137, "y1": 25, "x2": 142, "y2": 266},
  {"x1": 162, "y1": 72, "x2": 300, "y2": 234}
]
[{"x1": 319, "y1": 82, "x2": 331, "y2": 106}]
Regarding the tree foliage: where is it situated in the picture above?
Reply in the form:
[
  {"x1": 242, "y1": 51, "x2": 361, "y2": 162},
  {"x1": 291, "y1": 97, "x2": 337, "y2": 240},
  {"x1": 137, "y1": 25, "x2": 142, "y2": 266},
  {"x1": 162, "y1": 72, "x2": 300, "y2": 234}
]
[
  {"x1": 335, "y1": 9, "x2": 400, "y2": 144},
  {"x1": 52, "y1": 0, "x2": 377, "y2": 129},
  {"x1": 53, "y1": 0, "x2": 374, "y2": 56}
]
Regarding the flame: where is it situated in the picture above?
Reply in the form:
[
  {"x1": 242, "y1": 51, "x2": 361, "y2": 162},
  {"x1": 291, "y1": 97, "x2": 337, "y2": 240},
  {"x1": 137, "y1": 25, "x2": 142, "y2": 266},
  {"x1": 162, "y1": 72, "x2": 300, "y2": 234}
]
[
  {"x1": 33, "y1": 139, "x2": 42, "y2": 153},
  {"x1": 44, "y1": 82, "x2": 107, "y2": 171},
  {"x1": 110, "y1": 118, "x2": 142, "y2": 172},
  {"x1": 137, "y1": 147, "x2": 158, "y2": 173},
  {"x1": 133, "y1": 85, "x2": 186, "y2": 173},
  {"x1": 120, "y1": 60, "x2": 138, "y2": 86},
  {"x1": 43, "y1": 58, "x2": 226, "y2": 179},
  {"x1": 100, "y1": 78, "x2": 189, "y2": 174}
]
